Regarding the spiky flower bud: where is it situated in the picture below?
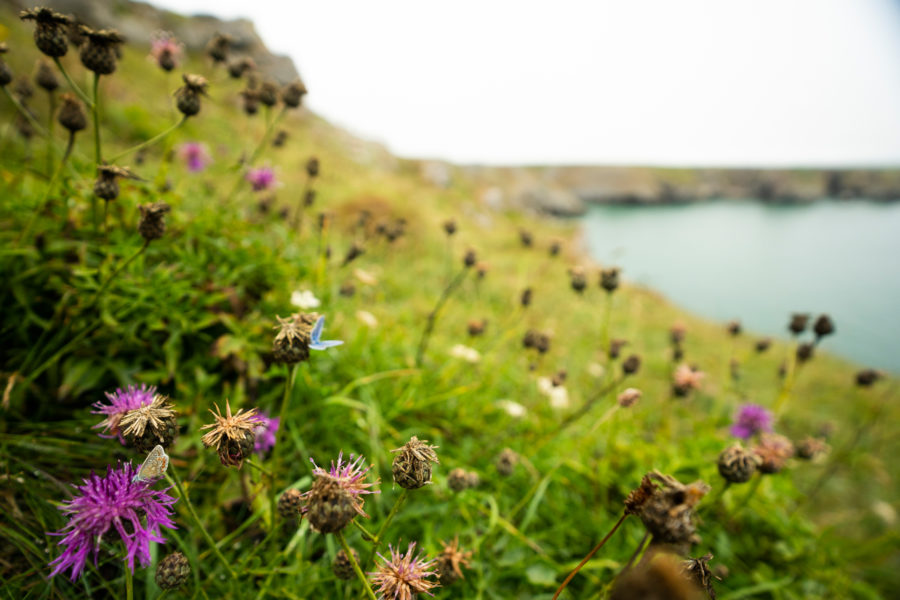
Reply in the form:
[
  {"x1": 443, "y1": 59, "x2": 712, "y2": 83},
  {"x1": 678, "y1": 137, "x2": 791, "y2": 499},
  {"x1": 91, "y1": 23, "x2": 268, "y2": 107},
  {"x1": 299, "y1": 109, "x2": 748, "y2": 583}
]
[
  {"x1": 495, "y1": 447, "x2": 518, "y2": 477},
  {"x1": 119, "y1": 394, "x2": 178, "y2": 453},
  {"x1": 813, "y1": 314, "x2": 834, "y2": 339},
  {"x1": 20, "y1": 8, "x2": 72, "y2": 58},
  {"x1": 57, "y1": 93, "x2": 86, "y2": 133},
  {"x1": 332, "y1": 548, "x2": 359, "y2": 580},
  {"x1": 206, "y1": 33, "x2": 232, "y2": 63},
  {"x1": 93, "y1": 165, "x2": 139, "y2": 201},
  {"x1": 174, "y1": 74, "x2": 208, "y2": 117},
  {"x1": 306, "y1": 476, "x2": 355, "y2": 533},
  {"x1": 306, "y1": 156, "x2": 320, "y2": 178},
  {"x1": 447, "y1": 468, "x2": 469, "y2": 492},
  {"x1": 278, "y1": 489, "x2": 304, "y2": 518},
  {"x1": 717, "y1": 443, "x2": 761, "y2": 484},
  {"x1": 391, "y1": 436, "x2": 439, "y2": 489},
  {"x1": 281, "y1": 80, "x2": 307, "y2": 108},
  {"x1": 273, "y1": 312, "x2": 319, "y2": 364},
  {"x1": 600, "y1": 267, "x2": 620, "y2": 293},
  {"x1": 622, "y1": 354, "x2": 642, "y2": 376},
  {"x1": 155, "y1": 552, "x2": 190, "y2": 590},
  {"x1": 138, "y1": 202, "x2": 171, "y2": 242},
  {"x1": 436, "y1": 538, "x2": 472, "y2": 585},
  {"x1": 34, "y1": 59, "x2": 58, "y2": 92},
  {"x1": 200, "y1": 400, "x2": 259, "y2": 469},
  {"x1": 79, "y1": 27, "x2": 124, "y2": 75},
  {"x1": 788, "y1": 313, "x2": 809, "y2": 335}
]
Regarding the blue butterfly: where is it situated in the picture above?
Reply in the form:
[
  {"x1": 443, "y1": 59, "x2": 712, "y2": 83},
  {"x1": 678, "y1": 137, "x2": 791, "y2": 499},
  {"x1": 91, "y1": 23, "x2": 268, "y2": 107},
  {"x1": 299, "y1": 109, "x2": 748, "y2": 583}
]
[{"x1": 310, "y1": 316, "x2": 344, "y2": 351}]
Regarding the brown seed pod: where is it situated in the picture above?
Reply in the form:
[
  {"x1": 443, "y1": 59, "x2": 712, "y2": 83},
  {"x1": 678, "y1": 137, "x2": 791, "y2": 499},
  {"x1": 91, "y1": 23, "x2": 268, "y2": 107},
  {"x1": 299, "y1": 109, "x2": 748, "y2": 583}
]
[
  {"x1": 174, "y1": 74, "x2": 209, "y2": 117},
  {"x1": 79, "y1": 27, "x2": 124, "y2": 75},
  {"x1": 281, "y1": 80, "x2": 307, "y2": 108},
  {"x1": 717, "y1": 444, "x2": 761, "y2": 484},
  {"x1": 20, "y1": 8, "x2": 72, "y2": 58},
  {"x1": 391, "y1": 436, "x2": 439, "y2": 489},
  {"x1": 155, "y1": 552, "x2": 190, "y2": 590},
  {"x1": 138, "y1": 202, "x2": 171, "y2": 242},
  {"x1": 278, "y1": 489, "x2": 304, "y2": 519},
  {"x1": 332, "y1": 548, "x2": 359, "y2": 580},
  {"x1": 306, "y1": 476, "x2": 356, "y2": 534}
]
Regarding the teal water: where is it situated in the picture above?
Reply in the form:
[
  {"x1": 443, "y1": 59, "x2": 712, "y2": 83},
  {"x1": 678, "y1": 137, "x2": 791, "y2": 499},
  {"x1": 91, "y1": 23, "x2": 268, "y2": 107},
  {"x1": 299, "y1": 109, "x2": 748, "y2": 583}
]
[{"x1": 581, "y1": 201, "x2": 900, "y2": 372}]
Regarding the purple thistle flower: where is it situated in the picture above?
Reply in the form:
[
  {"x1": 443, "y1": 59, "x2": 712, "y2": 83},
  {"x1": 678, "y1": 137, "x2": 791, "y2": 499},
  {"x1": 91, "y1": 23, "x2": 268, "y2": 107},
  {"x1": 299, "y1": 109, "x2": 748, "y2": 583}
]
[
  {"x1": 246, "y1": 166, "x2": 277, "y2": 192},
  {"x1": 177, "y1": 142, "x2": 211, "y2": 173},
  {"x1": 731, "y1": 403, "x2": 773, "y2": 439},
  {"x1": 306, "y1": 451, "x2": 380, "y2": 518},
  {"x1": 369, "y1": 541, "x2": 440, "y2": 600},
  {"x1": 48, "y1": 463, "x2": 177, "y2": 581},
  {"x1": 249, "y1": 410, "x2": 280, "y2": 456},
  {"x1": 92, "y1": 384, "x2": 156, "y2": 444}
]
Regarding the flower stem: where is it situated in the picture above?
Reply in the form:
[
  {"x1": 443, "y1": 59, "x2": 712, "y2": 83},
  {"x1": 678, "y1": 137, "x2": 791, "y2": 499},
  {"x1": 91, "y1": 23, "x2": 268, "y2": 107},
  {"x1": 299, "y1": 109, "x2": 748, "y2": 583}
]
[
  {"x1": 364, "y1": 489, "x2": 408, "y2": 568},
  {"x1": 336, "y1": 530, "x2": 378, "y2": 600},
  {"x1": 166, "y1": 470, "x2": 238, "y2": 580},
  {"x1": 108, "y1": 116, "x2": 188, "y2": 162},
  {"x1": 53, "y1": 57, "x2": 93, "y2": 107},
  {"x1": 1, "y1": 86, "x2": 47, "y2": 137},
  {"x1": 46, "y1": 92, "x2": 56, "y2": 176},
  {"x1": 92, "y1": 72, "x2": 101, "y2": 167},
  {"x1": 351, "y1": 518, "x2": 376, "y2": 542},
  {"x1": 94, "y1": 240, "x2": 150, "y2": 303},
  {"x1": 415, "y1": 267, "x2": 468, "y2": 366},
  {"x1": 552, "y1": 513, "x2": 628, "y2": 600},
  {"x1": 622, "y1": 531, "x2": 650, "y2": 573},
  {"x1": 125, "y1": 564, "x2": 133, "y2": 600}
]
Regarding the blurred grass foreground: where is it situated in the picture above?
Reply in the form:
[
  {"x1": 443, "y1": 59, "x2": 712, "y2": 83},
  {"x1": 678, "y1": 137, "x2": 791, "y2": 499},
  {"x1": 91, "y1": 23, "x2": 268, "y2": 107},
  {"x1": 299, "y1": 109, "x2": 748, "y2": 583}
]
[{"x1": 1, "y1": 3, "x2": 898, "y2": 599}]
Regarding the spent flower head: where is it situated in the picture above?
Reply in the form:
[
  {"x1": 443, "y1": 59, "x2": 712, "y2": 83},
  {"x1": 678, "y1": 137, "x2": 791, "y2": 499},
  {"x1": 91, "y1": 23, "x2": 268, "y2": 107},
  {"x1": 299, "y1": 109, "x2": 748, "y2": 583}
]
[
  {"x1": 369, "y1": 542, "x2": 440, "y2": 600},
  {"x1": 118, "y1": 393, "x2": 177, "y2": 452},
  {"x1": 731, "y1": 403, "x2": 773, "y2": 439},
  {"x1": 308, "y1": 451, "x2": 381, "y2": 517},
  {"x1": 200, "y1": 400, "x2": 259, "y2": 468},
  {"x1": 48, "y1": 463, "x2": 177, "y2": 581},
  {"x1": 392, "y1": 436, "x2": 440, "y2": 489},
  {"x1": 92, "y1": 384, "x2": 157, "y2": 443}
]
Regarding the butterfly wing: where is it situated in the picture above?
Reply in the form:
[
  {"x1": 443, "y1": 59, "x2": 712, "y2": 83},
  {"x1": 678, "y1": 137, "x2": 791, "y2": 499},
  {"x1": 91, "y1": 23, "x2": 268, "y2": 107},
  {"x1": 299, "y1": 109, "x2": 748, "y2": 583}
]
[
  {"x1": 310, "y1": 340, "x2": 344, "y2": 350},
  {"x1": 133, "y1": 445, "x2": 169, "y2": 482}
]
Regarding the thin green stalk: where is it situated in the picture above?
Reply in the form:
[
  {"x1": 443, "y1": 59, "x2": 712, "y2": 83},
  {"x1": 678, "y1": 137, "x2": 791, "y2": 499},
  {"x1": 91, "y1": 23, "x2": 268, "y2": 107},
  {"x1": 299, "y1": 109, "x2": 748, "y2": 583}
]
[
  {"x1": 52, "y1": 57, "x2": 93, "y2": 107},
  {"x1": 337, "y1": 531, "x2": 378, "y2": 600},
  {"x1": 94, "y1": 240, "x2": 150, "y2": 302},
  {"x1": 92, "y1": 72, "x2": 101, "y2": 167},
  {"x1": 552, "y1": 513, "x2": 628, "y2": 600},
  {"x1": 364, "y1": 489, "x2": 409, "y2": 569},
  {"x1": 166, "y1": 470, "x2": 238, "y2": 580},
  {"x1": 351, "y1": 519, "x2": 376, "y2": 542},
  {"x1": 46, "y1": 92, "x2": 56, "y2": 176},
  {"x1": 728, "y1": 475, "x2": 762, "y2": 520},
  {"x1": 1, "y1": 86, "x2": 48, "y2": 137},
  {"x1": 125, "y1": 565, "x2": 133, "y2": 600},
  {"x1": 415, "y1": 268, "x2": 469, "y2": 366},
  {"x1": 622, "y1": 531, "x2": 650, "y2": 573},
  {"x1": 601, "y1": 291, "x2": 613, "y2": 354},
  {"x1": 108, "y1": 116, "x2": 188, "y2": 162}
]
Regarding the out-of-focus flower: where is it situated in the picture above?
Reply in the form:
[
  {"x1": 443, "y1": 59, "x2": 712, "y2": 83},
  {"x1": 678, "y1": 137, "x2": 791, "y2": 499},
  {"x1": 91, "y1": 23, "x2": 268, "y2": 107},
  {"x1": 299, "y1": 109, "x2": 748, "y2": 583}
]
[
  {"x1": 177, "y1": 142, "x2": 211, "y2": 172},
  {"x1": 249, "y1": 411, "x2": 280, "y2": 456},
  {"x1": 148, "y1": 31, "x2": 183, "y2": 71},
  {"x1": 449, "y1": 344, "x2": 481, "y2": 363},
  {"x1": 731, "y1": 403, "x2": 773, "y2": 439},
  {"x1": 92, "y1": 384, "x2": 157, "y2": 444},
  {"x1": 307, "y1": 452, "x2": 380, "y2": 518},
  {"x1": 617, "y1": 388, "x2": 642, "y2": 408},
  {"x1": 291, "y1": 289, "x2": 321, "y2": 309},
  {"x1": 672, "y1": 364, "x2": 704, "y2": 396},
  {"x1": 753, "y1": 433, "x2": 794, "y2": 473},
  {"x1": 587, "y1": 362, "x2": 606, "y2": 378},
  {"x1": 48, "y1": 463, "x2": 177, "y2": 581},
  {"x1": 369, "y1": 542, "x2": 440, "y2": 600},
  {"x1": 246, "y1": 166, "x2": 277, "y2": 192},
  {"x1": 356, "y1": 310, "x2": 378, "y2": 328},
  {"x1": 497, "y1": 399, "x2": 527, "y2": 418},
  {"x1": 537, "y1": 377, "x2": 569, "y2": 409},
  {"x1": 354, "y1": 268, "x2": 378, "y2": 286}
]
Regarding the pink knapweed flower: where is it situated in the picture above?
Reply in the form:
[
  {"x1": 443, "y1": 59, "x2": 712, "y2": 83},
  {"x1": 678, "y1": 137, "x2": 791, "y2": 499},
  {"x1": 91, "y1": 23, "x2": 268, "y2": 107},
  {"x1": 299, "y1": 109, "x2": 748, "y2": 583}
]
[
  {"x1": 92, "y1": 384, "x2": 156, "y2": 444},
  {"x1": 178, "y1": 142, "x2": 211, "y2": 173}
]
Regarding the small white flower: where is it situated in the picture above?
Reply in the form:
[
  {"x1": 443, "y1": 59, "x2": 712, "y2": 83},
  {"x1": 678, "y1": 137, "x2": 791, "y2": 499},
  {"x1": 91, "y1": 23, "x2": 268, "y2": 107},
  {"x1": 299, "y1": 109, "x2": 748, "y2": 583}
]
[
  {"x1": 354, "y1": 268, "x2": 378, "y2": 286},
  {"x1": 587, "y1": 363, "x2": 605, "y2": 378},
  {"x1": 449, "y1": 344, "x2": 481, "y2": 363},
  {"x1": 537, "y1": 377, "x2": 569, "y2": 409},
  {"x1": 356, "y1": 310, "x2": 378, "y2": 328},
  {"x1": 291, "y1": 290, "x2": 320, "y2": 309},
  {"x1": 497, "y1": 400, "x2": 527, "y2": 418}
]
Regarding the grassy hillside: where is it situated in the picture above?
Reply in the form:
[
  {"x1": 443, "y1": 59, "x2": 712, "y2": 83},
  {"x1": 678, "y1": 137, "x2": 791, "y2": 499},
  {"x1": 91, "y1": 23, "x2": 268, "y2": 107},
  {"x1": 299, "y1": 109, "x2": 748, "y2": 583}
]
[{"x1": 1, "y1": 8, "x2": 898, "y2": 600}]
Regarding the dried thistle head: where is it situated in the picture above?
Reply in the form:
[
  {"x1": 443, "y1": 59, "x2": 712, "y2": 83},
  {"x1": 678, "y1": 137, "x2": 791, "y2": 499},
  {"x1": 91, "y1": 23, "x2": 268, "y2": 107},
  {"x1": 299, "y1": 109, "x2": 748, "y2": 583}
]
[
  {"x1": 34, "y1": 59, "x2": 59, "y2": 92},
  {"x1": 436, "y1": 537, "x2": 473, "y2": 585},
  {"x1": 611, "y1": 550, "x2": 704, "y2": 600},
  {"x1": 683, "y1": 553, "x2": 720, "y2": 600},
  {"x1": 637, "y1": 471, "x2": 710, "y2": 554},
  {"x1": 174, "y1": 74, "x2": 209, "y2": 117},
  {"x1": 624, "y1": 473, "x2": 658, "y2": 515},
  {"x1": 273, "y1": 312, "x2": 319, "y2": 364},
  {"x1": 370, "y1": 542, "x2": 440, "y2": 600},
  {"x1": 303, "y1": 476, "x2": 356, "y2": 534},
  {"x1": 57, "y1": 93, "x2": 86, "y2": 133},
  {"x1": 20, "y1": 8, "x2": 72, "y2": 58},
  {"x1": 119, "y1": 394, "x2": 178, "y2": 452},
  {"x1": 79, "y1": 27, "x2": 124, "y2": 75},
  {"x1": 206, "y1": 32, "x2": 232, "y2": 63},
  {"x1": 600, "y1": 267, "x2": 620, "y2": 293},
  {"x1": 717, "y1": 444, "x2": 761, "y2": 484},
  {"x1": 200, "y1": 400, "x2": 259, "y2": 468},
  {"x1": 753, "y1": 433, "x2": 794, "y2": 474},
  {"x1": 391, "y1": 436, "x2": 439, "y2": 489},
  {"x1": 138, "y1": 202, "x2": 171, "y2": 242},
  {"x1": 281, "y1": 79, "x2": 307, "y2": 108}
]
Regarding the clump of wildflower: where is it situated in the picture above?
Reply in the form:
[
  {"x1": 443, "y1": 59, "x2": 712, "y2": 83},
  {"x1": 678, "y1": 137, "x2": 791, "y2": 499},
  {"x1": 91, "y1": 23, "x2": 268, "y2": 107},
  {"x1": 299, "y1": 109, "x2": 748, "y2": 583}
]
[
  {"x1": 48, "y1": 463, "x2": 177, "y2": 580},
  {"x1": 174, "y1": 74, "x2": 209, "y2": 117},
  {"x1": 436, "y1": 537, "x2": 472, "y2": 585},
  {"x1": 200, "y1": 400, "x2": 258, "y2": 468},
  {"x1": 278, "y1": 488, "x2": 304, "y2": 519},
  {"x1": 308, "y1": 452, "x2": 380, "y2": 518},
  {"x1": 246, "y1": 166, "x2": 277, "y2": 192},
  {"x1": 119, "y1": 394, "x2": 177, "y2": 452},
  {"x1": 392, "y1": 436, "x2": 439, "y2": 489},
  {"x1": 672, "y1": 364, "x2": 704, "y2": 397},
  {"x1": 717, "y1": 443, "x2": 761, "y2": 484},
  {"x1": 79, "y1": 27, "x2": 124, "y2": 75},
  {"x1": 92, "y1": 384, "x2": 157, "y2": 444},
  {"x1": 369, "y1": 542, "x2": 440, "y2": 600},
  {"x1": 753, "y1": 433, "x2": 794, "y2": 474},
  {"x1": 177, "y1": 142, "x2": 211, "y2": 172},
  {"x1": 730, "y1": 403, "x2": 772, "y2": 439},
  {"x1": 636, "y1": 472, "x2": 709, "y2": 554},
  {"x1": 155, "y1": 551, "x2": 190, "y2": 590},
  {"x1": 249, "y1": 411, "x2": 279, "y2": 456},
  {"x1": 617, "y1": 388, "x2": 642, "y2": 408},
  {"x1": 495, "y1": 447, "x2": 518, "y2": 477},
  {"x1": 333, "y1": 547, "x2": 359, "y2": 580},
  {"x1": 149, "y1": 31, "x2": 182, "y2": 72},
  {"x1": 138, "y1": 202, "x2": 171, "y2": 242},
  {"x1": 20, "y1": 8, "x2": 72, "y2": 58}
]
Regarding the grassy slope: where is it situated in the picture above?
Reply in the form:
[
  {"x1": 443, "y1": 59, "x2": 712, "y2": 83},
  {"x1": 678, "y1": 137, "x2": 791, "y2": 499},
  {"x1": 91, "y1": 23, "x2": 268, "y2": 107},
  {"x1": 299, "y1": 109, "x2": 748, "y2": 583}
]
[{"x1": 1, "y1": 12, "x2": 898, "y2": 599}]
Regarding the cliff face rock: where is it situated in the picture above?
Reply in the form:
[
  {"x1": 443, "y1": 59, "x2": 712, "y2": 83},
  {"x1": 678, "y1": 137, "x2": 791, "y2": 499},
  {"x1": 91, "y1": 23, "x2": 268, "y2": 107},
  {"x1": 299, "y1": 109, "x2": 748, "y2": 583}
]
[{"x1": 4, "y1": 0, "x2": 300, "y2": 83}]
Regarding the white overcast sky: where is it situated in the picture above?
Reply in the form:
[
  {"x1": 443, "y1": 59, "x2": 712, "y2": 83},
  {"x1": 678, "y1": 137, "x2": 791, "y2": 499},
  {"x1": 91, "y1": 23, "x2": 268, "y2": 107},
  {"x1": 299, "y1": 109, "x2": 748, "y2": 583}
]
[{"x1": 151, "y1": 0, "x2": 900, "y2": 167}]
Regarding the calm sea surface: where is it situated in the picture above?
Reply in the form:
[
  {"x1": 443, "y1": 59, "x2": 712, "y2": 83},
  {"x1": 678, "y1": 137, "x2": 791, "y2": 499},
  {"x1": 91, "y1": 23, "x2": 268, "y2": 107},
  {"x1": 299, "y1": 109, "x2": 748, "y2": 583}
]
[{"x1": 580, "y1": 201, "x2": 900, "y2": 372}]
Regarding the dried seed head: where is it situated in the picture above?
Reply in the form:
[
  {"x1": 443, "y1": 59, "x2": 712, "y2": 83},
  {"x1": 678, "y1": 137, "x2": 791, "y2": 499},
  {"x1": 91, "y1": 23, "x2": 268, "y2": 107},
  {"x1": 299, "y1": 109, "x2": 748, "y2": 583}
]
[
  {"x1": 717, "y1": 443, "x2": 761, "y2": 484},
  {"x1": 305, "y1": 476, "x2": 356, "y2": 533},
  {"x1": 796, "y1": 342, "x2": 814, "y2": 364},
  {"x1": 272, "y1": 129, "x2": 288, "y2": 147},
  {"x1": 57, "y1": 92, "x2": 86, "y2": 132},
  {"x1": 788, "y1": 313, "x2": 809, "y2": 335},
  {"x1": 624, "y1": 474, "x2": 658, "y2": 515},
  {"x1": 370, "y1": 542, "x2": 440, "y2": 600},
  {"x1": 520, "y1": 287, "x2": 533, "y2": 307},
  {"x1": 726, "y1": 320, "x2": 742, "y2": 336},
  {"x1": 20, "y1": 8, "x2": 72, "y2": 58},
  {"x1": 465, "y1": 471, "x2": 480, "y2": 488},
  {"x1": 600, "y1": 267, "x2": 620, "y2": 293},
  {"x1": 206, "y1": 33, "x2": 232, "y2": 63},
  {"x1": 391, "y1": 436, "x2": 439, "y2": 489},
  {"x1": 611, "y1": 551, "x2": 703, "y2": 600},
  {"x1": 258, "y1": 80, "x2": 279, "y2": 107},
  {"x1": 609, "y1": 338, "x2": 628, "y2": 360},
  {"x1": 34, "y1": 59, "x2": 58, "y2": 92},
  {"x1": 138, "y1": 202, "x2": 171, "y2": 242},
  {"x1": 15, "y1": 112, "x2": 36, "y2": 140},
  {"x1": 436, "y1": 537, "x2": 473, "y2": 585},
  {"x1": 617, "y1": 388, "x2": 642, "y2": 408},
  {"x1": 94, "y1": 165, "x2": 140, "y2": 201},
  {"x1": 227, "y1": 56, "x2": 255, "y2": 78},
  {"x1": 240, "y1": 87, "x2": 260, "y2": 115},
  {"x1": 755, "y1": 337, "x2": 772, "y2": 353},
  {"x1": 342, "y1": 242, "x2": 365, "y2": 267},
  {"x1": 155, "y1": 552, "x2": 190, "y2": 590},
  {"x1": 79, "y1": 27, "x2": 124, "y2": 75},
  {"x1": 855, "y1": 368, "x2": 882, "y2": 387},
  {"x1": 306, "y1": 156, "x2": 320, "y2": 178},
  {"x1": 622, "y1": 354, "x2": 642, "y2": 376},
  {"x1": 753, "y1": 433, "x2": 795, "y2": 474},
  {"x1": 672, "y1": 364, "x2": 704, "y2": 397},
  {"x1": 278, "y1": 489, "x2": 304, "y2": 519},
  {"x1": 795, "y1": 436, "x2": 830, "y2": 461},
  {"x1": 332, "y1": 548, "x2": 359, "y2": 580},
  {"x1": 0, "y1": 54, "x2": 12, "y2": 88},
  {"x1": 447, "y1": 468, "x2": 469, "y2": 492},
  {"x1": 442, "y1": 219, "x2": 457, "y2": 236},
  {"x1": 339, "y1": 282, "x2": 356, "y2": 297},
  {"x1": 174, "y1": 74, "x2": 208, "y2": 117},
  {"x1": 495, "y1": 447, "x2": 518, "y2": 477},
  {"x1": 813, "y1": 314, "x2": 835, "y2": 339},
  {"x1": 682, "y1": 553, "x2": 720, "y2": 600},
  {"x1": 637, "y1": 472, "x2": 709, "y2": 554},
  {"x1": 548, "y1": 240, "x2": 561, "y2": 256},
  {"x1": 13, "y1": 76, "x2": 34, "y2": 101},
  {"x1": 463, "y1": 248, "x2": 477, "y2": 268},
  {"x1": 519, "y1": 229, "x2": 533, "y2": 247},
  {"x1": 670, "y1": 324, "x2": 687, "y2": 345},
  {"x1": 200, "y1": 399, "x2": 259, "y2": 468},
  {"x1": 273, "y1": 312, "x2": 319, "y2": 364},
  {"x1": 119, "y1": 394, "x2": 178, "y2": 453},
  {"x1": 281, "y1": 80, "x2": 307, "y2": 108},
  {"x1": 569, "y1": 266, "x2": 587, "y2": 293}
]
